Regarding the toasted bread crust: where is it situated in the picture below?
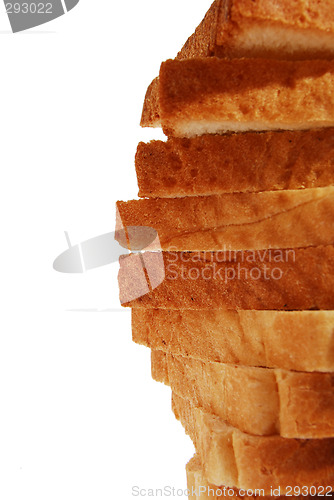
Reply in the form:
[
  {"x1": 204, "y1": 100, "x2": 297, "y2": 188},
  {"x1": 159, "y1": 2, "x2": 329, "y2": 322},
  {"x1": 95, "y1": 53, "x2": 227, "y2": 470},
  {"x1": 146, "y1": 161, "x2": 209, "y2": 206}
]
[
  {"x1": 135, "y1": 130, "x2": 334, "y2": 198},
  {"x1": 177, "y1": 0, "x2": 223, "y2": 59},
  {"x1": 141, "y1": 0, "x2": 334, "y2": 127},
  {"x1": 132, "y1": 309, "x2": 334, "y2": 372},
  {"x1": 155, "y1": 58, "x2": 334, "y2": 137},
  {"x1": 173, "y1": 393, "x2": 334, "y2": 492},
  {"x1": 140, "y1": 77, "x2": 161, "y2": 128},
  {"x1": 119, "y1": 246, "x2": 334, "y2": 310},
  {"x1": 142, "y1": 58, "x2": 334, "y2": 133},
  {"x1": 152, "y1": 350, "x2": 334, "y2": 438},
  {"x1": 178, "y1": 0, "x2": 334, "y2": 61},
  {"x1": 117, "y1": 186, "x2": 334, "y2": 252}
]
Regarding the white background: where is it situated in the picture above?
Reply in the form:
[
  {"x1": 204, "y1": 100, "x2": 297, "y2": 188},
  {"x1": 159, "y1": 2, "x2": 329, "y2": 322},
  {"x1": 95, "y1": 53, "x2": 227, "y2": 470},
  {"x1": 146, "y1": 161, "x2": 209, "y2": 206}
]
[{"x1": 0, "y1": 1, "x2": 214, "y2": 499}]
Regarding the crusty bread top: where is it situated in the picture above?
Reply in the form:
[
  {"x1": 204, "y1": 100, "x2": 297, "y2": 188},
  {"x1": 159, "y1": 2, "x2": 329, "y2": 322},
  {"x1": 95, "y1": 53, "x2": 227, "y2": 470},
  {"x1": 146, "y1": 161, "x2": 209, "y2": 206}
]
[
  {"x1": 161, "y1": 57, "x2": 334, "y2": 105},
  {"x1": 178, "y1": 0, "x2": 334, "y2": 60}
]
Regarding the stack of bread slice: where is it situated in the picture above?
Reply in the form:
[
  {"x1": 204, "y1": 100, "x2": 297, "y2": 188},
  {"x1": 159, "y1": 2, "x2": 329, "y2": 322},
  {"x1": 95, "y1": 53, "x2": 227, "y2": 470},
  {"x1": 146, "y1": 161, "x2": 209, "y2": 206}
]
[{"x1": 117, "y1": 1, "x2": 334, "y2": 497}]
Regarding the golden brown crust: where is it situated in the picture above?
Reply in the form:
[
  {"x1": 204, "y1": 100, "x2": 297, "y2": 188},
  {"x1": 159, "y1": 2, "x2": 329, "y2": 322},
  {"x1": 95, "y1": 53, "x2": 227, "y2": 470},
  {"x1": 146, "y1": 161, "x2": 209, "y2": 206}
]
[
  {"x1": 117, "y1": 186, "x2": 334, "y2": 251},
  {"x1": 140, "y1": 77, "x2": 161, "y2": 128},
  {"x1": 186, "y1": 455, "x2": 332, "y2": 499},
  {"x1": 178, "y1": 0, "x2": 334, "y2": 61},
  {"x1": 141, "y1": 1, "x2": 334, "y2": 129},
  {"x1": 156, "y1": 58, "x2": 334, "y2": 137},
  {"x1": 135, "y1": 130, "x2": 334, "y2": 198},
  {"x1": 173, "y1": 393, "x2": 334, "y2": 492},
  {"x1": 152, "y1": 350, "x2": 334, "y2": 439},
  {"x1": 119, "y1": 246, "x2": 334, "y2": 310},
  {"x1": 177, "y1": 0, "x2": 224, "y2": 59},
  {"x1": 132, "y1": 309, "x2": 334, "y2": 372}
]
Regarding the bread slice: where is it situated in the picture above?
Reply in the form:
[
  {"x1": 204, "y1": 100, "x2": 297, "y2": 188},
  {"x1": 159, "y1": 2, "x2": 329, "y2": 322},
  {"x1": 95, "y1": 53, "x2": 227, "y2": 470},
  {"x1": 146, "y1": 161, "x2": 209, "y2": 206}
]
[
  {"x1": 173, "y1": 393, "x2": 334, "y2": 493},
  {"x1": 116, "y1": 186, "x2": 334, "y2": 252},
  {"x1": 132, "y1": 309, "x2": 334, "y2": 372},
  {"x1": 152, "y1": 350, "x2": 334, "y2": 439},
  {"x1": 119, "y1": 246, "x2": 334, "y2": 310},
  {"x1": 141, "y1": 58, "x2": 334, "y2": 136},
  {"x1": 141, "y1": 0, "x2": 334, "y2": 129},
  {"x1": 186, "y1": 455, "x2": 331, "y2": 499},
  {"x1": 135, "y1": 130, "x2": 334, "y2": 198},
  {"x1": 178, "y1": 0, "x2": 334, "y2": 61}
]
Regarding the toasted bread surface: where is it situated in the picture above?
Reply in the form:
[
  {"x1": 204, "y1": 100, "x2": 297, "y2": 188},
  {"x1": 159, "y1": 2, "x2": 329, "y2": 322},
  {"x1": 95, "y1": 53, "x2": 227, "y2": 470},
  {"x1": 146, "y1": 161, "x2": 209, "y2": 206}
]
[
  {"x1": 132, "y1": 309, "x2": 334, "y2": 372},
  {"x1": 152, "y1": 350, "x2": 334, "y2": 438},
  {"x1": 173, "y1": 393, "x2": 334, "y2": 492},
  {"x1": 120, "y1": 246, "x2": 334, "y2": 310},
  {"x1": 135, "y1": 130, "x2": 334, "y2": 198},
  {"x1": 117, "y1": 186, "x2": 334, "y2": 251}
]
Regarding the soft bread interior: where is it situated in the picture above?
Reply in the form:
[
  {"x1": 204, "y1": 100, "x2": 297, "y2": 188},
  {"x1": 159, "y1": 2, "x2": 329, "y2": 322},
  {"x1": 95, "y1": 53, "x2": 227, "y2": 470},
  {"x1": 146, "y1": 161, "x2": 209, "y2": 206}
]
[
  {"x1": 233, "y1": 25, "x2": 334, "y2": 58},
  {"x1": 173, "y1": 120, "x2": 334, "y2": 138}
]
